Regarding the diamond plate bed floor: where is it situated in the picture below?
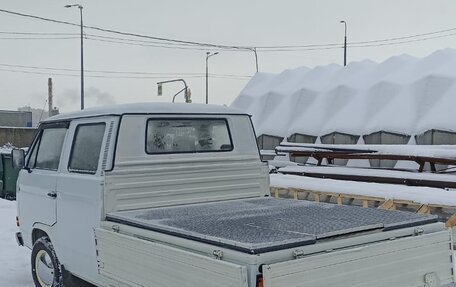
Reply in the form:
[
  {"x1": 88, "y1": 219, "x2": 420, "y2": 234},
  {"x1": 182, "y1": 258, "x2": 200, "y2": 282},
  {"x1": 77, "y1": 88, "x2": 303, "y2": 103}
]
[{"x1": 106, "y1": 197, "x2": 438, "y2": 254}]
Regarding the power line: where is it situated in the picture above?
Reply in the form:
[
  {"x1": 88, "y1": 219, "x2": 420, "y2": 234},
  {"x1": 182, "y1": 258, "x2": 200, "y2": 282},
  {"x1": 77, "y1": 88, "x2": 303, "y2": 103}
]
[
  {"x1": 258, "y1": 32, "x2": 456, "y2": 52},
  {"x1": 0, "y1": 67, "x2": 206, "y2": 79},
  {"x1": 348, "y1": 27, "x2": 456, "y2": 45},
  {"x1": 0, "y1": 31, "x2": 78, "y2": 36},
  {"x1": 257, "y1": 33, "x2": 456, "y2": 51},
  {"x1": 86, "y1": 34, "x2": 198, "y2": 47},
  {"x1": 350, "y1": 32, "x2": 456, "y2": 48},
  {"x1": 87, "y1": 33, "x2": 456, "y2": 53},
  {"x1": 0, "y1": 63, "x2": 251, "y2": 77},
  {"x1": 0, "y1": 36, "x2": 79, "y2": 40},
  {"x1": 0, "y1": 8, "x2": 455, "y2": 61},
  {"x1": 0, "y1": 66, "x2": 251, "y2": 81},
  {"x1": 4, "y1": 27, "x2": 456, "y2": 52},
  {"x1": 85, "y1": 37, "x2": 228, "y2": 51},
  {"x1": 254, "y1": 27, "x2": 456, "y2": 49},
  {"x1": 0, "y1": 9, "x2": 250, "y2": 50},
  {"x1": 1, "y1": 28, "x2": 455, "y2": 53},
  {"x1": 3, "y1": 9, "x2": 456, "y2": 52}
]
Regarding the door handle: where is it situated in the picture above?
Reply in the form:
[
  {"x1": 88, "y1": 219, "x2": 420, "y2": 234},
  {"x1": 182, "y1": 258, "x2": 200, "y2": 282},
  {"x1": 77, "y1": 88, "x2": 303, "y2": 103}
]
[{"x1": 47, "y1": 191, "x2": 57, "y2": 199}]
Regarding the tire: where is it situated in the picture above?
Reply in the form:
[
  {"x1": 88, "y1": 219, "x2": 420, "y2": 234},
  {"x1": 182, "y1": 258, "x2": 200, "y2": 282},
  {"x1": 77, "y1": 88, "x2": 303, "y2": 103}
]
[{"x1": 31, "y1": 236, "x2": 64, "y2": 287}]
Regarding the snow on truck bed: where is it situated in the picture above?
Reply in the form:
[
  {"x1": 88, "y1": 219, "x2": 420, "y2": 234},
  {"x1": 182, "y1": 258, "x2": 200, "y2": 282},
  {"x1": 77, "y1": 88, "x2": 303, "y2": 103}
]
[{"x1": 106, "y1": 197, "x2": 437, "y2": 254}]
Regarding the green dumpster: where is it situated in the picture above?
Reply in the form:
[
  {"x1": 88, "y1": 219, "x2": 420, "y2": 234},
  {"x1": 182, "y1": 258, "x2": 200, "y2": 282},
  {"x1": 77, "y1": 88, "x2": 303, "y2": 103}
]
[
  {"x1": 1, "y1": 151, "x2": 20, "y2": 200},
  {"x1": 0, "y1": 153, "x2": 3, "y2": 197}
]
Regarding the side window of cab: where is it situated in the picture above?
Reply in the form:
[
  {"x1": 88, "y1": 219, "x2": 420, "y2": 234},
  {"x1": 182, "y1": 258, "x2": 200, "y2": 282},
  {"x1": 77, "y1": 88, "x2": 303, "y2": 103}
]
[
  {"x1": 27, "y1": 123, "x2": 69, "y2": 171},
  {"x1": 68, "y1": 123, "x2": 106, "y2": 174}
]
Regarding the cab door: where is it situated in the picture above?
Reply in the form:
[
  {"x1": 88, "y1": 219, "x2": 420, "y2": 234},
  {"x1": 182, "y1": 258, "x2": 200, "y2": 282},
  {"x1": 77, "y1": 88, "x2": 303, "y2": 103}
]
[
  {"x1": 17, "y1": 122, "x2": 69, "y2": 246},
  {"x1": 53, "y1": 117, "x2": 118, "y2": 285}
]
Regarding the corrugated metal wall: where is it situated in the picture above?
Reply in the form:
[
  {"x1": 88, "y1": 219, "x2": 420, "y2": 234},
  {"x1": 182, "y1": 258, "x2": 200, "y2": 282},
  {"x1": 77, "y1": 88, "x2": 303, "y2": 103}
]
[
  {"x1": 287, "y1": 133, "x2": 317, "y2": 164},
  {"x1": 321, "y1": 132, "x2": 360, "y2": 166},
  {"x1": 363, "y1": 131, "x2": 411, "y2": 168}
]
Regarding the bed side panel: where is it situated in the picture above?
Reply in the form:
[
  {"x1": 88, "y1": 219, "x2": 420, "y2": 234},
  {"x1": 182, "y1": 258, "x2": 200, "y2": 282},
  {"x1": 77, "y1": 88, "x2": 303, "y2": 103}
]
[
  {"x1": 263, "y1": 230, "x2": 454, "y2": 287},
  {"x1": 94, "y1": 228, "x2": 249, "y2": 287}
]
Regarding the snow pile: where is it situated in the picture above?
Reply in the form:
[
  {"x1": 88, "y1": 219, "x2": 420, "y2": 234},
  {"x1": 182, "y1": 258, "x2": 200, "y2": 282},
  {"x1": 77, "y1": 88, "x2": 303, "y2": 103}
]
[
  {"x1": 232, "y1": 49, "x2": 456, "y2": 138},
  {"x1": 0, "y1": 143, "x2": 15, "y2": 154},
  {"x1": 0, "y1": 199, "x2": 33, "y2": 286}
]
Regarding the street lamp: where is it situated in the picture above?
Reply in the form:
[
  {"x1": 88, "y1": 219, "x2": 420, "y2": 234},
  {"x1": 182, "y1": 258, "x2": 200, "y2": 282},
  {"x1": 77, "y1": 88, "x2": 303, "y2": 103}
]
[
  {"x1": 340, "y1": 20, "x2": 347, "y2": 67},
  {"x1": 65, "y1": 4, "x2": 84, "y2": 109},
  {"x1": 205, "y1": 52, "x2": 219, "y2": 104}
]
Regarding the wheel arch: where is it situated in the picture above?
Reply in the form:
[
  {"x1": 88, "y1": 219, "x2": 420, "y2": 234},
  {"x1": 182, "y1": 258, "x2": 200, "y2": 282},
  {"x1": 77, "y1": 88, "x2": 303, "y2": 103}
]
[{"x1": 31, "y1": 223, "x2": 53, "y2": 245}]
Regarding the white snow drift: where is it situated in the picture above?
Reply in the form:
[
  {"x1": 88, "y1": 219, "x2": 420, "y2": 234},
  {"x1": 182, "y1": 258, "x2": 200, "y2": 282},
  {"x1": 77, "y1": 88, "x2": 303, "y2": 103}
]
[{"x1": 231, "y1": 48, "x2": 456, "y2": 140}]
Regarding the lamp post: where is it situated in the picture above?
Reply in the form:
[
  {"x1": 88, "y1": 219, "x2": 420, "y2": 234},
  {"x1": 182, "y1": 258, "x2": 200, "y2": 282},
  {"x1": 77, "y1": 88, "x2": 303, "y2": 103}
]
[
  {"x1": 205, "y1": 52, "x2": 219, "y2": 104},
  {"x1": 65, "y1": 4, "x2": 84, "y2": 109},
  {"x1": 340, "y1": 20, "x2": 347, "y2": 67}
]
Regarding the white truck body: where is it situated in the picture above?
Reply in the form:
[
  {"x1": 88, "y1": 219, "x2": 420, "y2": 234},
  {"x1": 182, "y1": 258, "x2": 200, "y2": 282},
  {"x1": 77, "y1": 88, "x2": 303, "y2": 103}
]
[{"x1": 15, "y1": 103, "x2": 455, "y2": 287}]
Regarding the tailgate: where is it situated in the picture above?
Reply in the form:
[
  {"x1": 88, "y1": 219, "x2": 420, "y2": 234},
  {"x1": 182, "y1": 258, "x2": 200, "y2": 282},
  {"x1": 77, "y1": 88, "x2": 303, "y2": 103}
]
[
  {"x1": 263, "y1": 230, "x2": 454, "y2": 287},
  {"x1": 94, "y1": 228, "x2": 248, "y2": 287}
]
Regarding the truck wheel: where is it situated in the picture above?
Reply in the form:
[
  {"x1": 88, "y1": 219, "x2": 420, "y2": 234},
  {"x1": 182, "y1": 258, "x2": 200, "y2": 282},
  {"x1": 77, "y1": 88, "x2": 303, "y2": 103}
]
[{"x1": 31, "y1": 236, "x2": 64, "y2": 287}]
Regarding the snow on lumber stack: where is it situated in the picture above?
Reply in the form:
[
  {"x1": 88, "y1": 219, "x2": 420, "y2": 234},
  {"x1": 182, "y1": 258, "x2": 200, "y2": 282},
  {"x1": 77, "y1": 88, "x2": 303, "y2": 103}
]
[
  {"x1": 279, "y1": 165, "x2": 456, "y2": 184},
  {"x1": 270, "y1": 173, "x2": 456, "y2": 207},
  {"x1": 276, "y1": 143, "x2": 456, "y2": 159}
]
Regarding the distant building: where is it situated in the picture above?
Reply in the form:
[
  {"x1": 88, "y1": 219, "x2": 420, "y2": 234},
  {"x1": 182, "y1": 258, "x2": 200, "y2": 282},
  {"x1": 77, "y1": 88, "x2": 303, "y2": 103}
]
[
  {"x1": 17, "y1": 106, "x2": 49, "y2": 127},
  {"x1": 0, "y1": 110, "x2": 32, "y2": 127}
]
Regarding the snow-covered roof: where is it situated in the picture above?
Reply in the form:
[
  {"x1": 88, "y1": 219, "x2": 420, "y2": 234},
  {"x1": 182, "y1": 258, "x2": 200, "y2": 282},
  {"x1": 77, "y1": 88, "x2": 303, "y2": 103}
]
[
  {"x1": 43, "y1": 102, "x2": 247, "y2": 123},
  {"x1": 231, "y1": 48, "x2": 456, "y2": 137},
  {"x1": 0, "y1": 148, "x2": 11, "y2": 155}
]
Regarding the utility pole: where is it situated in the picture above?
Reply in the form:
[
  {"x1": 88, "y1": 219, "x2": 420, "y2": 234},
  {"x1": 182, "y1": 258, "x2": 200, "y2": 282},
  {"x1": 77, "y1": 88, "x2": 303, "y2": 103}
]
[
  {"x1": 48, "y1": 78, "x2": 53, "y2": 117},
  {"x1": 340, "y1": 20, "x2": 347, "y2": 66},
  {"x1": 65, "y1": 4, "x2": 84, "y2": 109},
  {"x1": 80, "y1": 5, "x2": 84, "y2": 109}
]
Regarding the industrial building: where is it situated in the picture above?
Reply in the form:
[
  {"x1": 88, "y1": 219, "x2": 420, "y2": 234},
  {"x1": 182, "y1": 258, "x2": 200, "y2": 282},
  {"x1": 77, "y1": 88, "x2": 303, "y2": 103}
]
[{"x1": 0, "y1": 110, "x2": 32, "y2": 127}]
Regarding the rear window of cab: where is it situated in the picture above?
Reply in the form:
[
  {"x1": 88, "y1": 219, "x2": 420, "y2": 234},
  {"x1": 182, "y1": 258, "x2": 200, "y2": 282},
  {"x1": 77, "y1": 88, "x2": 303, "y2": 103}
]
[{"x1": 146, "y1": 118, "x2": 233, "y2": 154}]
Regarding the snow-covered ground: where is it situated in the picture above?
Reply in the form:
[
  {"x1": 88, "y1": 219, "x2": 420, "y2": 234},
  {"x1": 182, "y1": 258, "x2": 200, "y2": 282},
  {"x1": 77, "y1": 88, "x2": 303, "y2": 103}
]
[{"x1": 0, "y1": 199, "x2": 33, "y2": 286}]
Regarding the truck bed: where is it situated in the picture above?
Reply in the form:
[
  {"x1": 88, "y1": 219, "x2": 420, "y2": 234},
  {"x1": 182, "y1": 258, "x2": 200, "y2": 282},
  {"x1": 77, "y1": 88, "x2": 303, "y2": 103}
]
[{"x1": 106, "y1": 197, "x2": 437, "y2": 254}]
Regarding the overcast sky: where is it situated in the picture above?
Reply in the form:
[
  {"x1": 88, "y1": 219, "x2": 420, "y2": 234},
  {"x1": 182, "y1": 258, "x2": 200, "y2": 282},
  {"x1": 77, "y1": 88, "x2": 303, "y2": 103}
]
[{"x1": 1, "y1": 0, "x2": 456, "y2": 112}]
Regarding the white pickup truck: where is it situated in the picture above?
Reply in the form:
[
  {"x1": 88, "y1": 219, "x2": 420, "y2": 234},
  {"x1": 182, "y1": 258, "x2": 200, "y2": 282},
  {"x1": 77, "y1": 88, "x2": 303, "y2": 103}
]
[{"x1": 12, "y1": 103, "x2": 455, "y2": 287}]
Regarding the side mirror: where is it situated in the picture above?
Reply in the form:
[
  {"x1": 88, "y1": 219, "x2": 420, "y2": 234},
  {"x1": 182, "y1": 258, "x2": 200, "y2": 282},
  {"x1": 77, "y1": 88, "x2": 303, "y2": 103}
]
[{"x1": 11, "y1": 149, "x2": 25, "y2": 170}]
